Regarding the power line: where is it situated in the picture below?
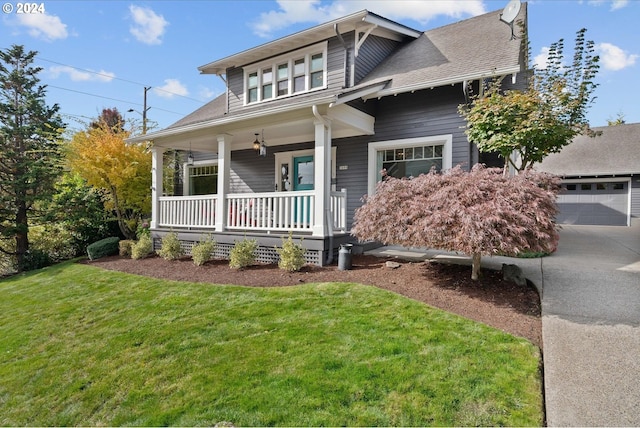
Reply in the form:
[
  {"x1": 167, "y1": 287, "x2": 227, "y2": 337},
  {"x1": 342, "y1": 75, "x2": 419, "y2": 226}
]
[
  {"x1": 47, "y1": 85, "x2": 186, "y2": 116},
  {"x1": 36, "y1": 56, "x2": 209, "y2": 104}
]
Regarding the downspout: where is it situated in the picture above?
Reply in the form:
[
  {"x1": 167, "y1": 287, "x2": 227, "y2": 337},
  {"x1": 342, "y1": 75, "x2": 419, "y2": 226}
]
[
  {"x1": 216, "y1": 73, "x2": 229, "y2": 115},
  {"x1": 334, "y1": 23, "x2": 350, "y2": 88},
  {"x1": 312, "y1": 105, "x2": 335, "y2": 265},
  {"x1": 463, "y1": 80, "x2": 478, "y2": 167}
]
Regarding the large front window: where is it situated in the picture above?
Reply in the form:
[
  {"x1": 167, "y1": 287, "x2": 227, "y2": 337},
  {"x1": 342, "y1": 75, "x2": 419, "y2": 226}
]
[
  {"x1": 244, "y1": 42, "x2": 327, "y2": 105},
  {"x1": 377, "y1": 145, "x2": 443, "y2": 179},
  {"x1": 368, "y1": 136, "x2": 453, "y2": 195}
]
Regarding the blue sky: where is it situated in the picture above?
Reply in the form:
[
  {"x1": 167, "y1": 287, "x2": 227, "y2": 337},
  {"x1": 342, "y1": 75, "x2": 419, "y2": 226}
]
[{"x1": 1, "y1": 0, "x2": 638, "y2": 133}]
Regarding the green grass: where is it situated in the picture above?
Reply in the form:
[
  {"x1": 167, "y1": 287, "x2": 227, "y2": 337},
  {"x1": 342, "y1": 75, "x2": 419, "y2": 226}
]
[{"x1": 0, "y1": 261, "x2": 543, "y2": 426}]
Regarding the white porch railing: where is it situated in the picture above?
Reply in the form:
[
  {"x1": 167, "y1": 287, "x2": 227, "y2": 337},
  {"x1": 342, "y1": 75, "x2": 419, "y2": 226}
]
[
  {"x1": 158, "y1": 194, "x2": 218, "y2": 228},
  {"x1": 158, "y1": 189, "x2": 347, "y2": 233}
]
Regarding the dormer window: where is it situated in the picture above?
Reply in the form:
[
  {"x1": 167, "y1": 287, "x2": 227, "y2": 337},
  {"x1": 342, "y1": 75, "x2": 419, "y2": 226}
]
[{"x1": 244, "y1": 42, "x2": 327, "y2": 105}]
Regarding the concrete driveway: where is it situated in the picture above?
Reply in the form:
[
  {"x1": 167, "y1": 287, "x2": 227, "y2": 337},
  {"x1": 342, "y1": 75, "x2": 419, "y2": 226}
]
[{"x1": 540, "y1": 223, "x2": 640, "y2": 427}]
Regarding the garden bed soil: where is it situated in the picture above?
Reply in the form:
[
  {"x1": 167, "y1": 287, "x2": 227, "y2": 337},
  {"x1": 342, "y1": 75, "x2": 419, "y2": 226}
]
[{"x1": 84, "y1": 254, "x2": 541, "y2": 348}]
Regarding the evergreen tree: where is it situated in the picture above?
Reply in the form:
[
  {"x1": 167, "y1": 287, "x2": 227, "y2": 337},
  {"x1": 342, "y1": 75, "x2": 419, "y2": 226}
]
[{"x1": 0, "y1": 45, "x2": 65, "y2": 270}]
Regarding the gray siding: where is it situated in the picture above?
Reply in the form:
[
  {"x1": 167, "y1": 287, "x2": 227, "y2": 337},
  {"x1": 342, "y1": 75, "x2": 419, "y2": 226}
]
[
  {"x1": 632, "y1": 177, "x2": 640, "y2": 218},
  {"x1": 354, "y1": 34, "x2": 402, "y2": 84},
  {"x1": 373, "y1": 85, "x2": 471, "y2": 167},
  {"x1": 326, "y1": 36, "x2": 348, "y2": 89},
  {"x1": 333, "y1": 135, "x2": 370, "y2": 230},
  {"x1": 227, "y1": 67, "x2": 244, "y2": 113}
]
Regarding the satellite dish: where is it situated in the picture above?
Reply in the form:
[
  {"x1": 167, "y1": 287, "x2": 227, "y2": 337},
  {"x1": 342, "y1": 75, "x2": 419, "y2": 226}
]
[{"x1": 500, "y1": 0, "x2": 521, "y2": 24}]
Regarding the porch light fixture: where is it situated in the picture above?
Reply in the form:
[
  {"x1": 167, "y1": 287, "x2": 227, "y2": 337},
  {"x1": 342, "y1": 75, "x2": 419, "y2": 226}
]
[
  {"x1": 187, "y1": 142, "x2": 194, "y2": 165},
  {"x1": 253, "y1": 130, "x2": 267, "y2": 157}
]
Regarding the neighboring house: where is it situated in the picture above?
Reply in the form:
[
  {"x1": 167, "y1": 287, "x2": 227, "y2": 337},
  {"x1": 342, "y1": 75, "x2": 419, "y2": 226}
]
[
  {"x1": 536, "y1": 123, "x2": 640, "y2": 226},
  {"x1": 128, "y1": 5, "x2": 528, "y2": 264}
]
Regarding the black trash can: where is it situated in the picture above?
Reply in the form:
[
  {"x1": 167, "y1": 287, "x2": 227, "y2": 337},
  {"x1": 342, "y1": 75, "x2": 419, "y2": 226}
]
[{"x1": 338, "y1": 244, "x2": 353, "y2": 270}]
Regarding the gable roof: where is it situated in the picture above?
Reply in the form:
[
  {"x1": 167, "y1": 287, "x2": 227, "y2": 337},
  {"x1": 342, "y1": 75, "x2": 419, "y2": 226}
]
[
  {"x1": 355, "y1": 4, "x2": 527, "y2": 98},
  {"x1": 131, "y1": 5, "x2": 528, "y2": 143},
  {"x1": 198, "y1": 10, "x2": 422, "y2": 76},
  {"x1": 536, "y1": 123, "x2": 640, "y2": 176}
]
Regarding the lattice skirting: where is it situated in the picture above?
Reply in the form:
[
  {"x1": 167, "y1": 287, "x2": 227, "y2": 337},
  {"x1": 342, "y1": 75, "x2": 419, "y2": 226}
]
[{"x1": 153, "y1": 238, "x2": 323, "y2": 266}]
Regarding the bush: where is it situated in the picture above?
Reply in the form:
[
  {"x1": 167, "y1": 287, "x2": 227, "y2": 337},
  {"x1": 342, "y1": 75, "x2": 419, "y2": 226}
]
[
  {"x1": 229, "y1": 238, "x2": 258, "y2": 269},
  {"x1": 131, "y1": 235, "x2": 153, "y2": 260},
  {"x1": 18, "y1": 249, "x2": 52, "y2": 272},
  {"x1": 276, "y1": 232, "x2": 306, "y2": 272},
  {"x1": 87, "y1": 237, "x2": 120, "y2": 260},
  {"x1": 192, "y1": 236, "x2": 216, "y2": 266},
  {"x1": 158, "y1": 232, "x2": 184, "y2": 261},
  {"x1": 29, "y1": 224, "x2": 76, "y2": 263},
  {"x1": 119, "y1": 240, "x2": 135, "y2": 257}
]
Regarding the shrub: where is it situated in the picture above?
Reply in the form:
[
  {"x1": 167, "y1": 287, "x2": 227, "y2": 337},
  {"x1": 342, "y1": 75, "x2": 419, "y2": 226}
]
[
  {"x1": 18, "y1": 249, "x2": 52, "y2": 272},
  {"x1": 276, "y1": 232, "x2": 306, "y2": 272},
  {"x1": 158, "y1": 232, "x2": 184, "y2": 261},
  {"x1": 87, "y1": 237, "x2": 121, "y2": 261},
  {"x1": 119, "y1": 240, "x2": 135, "y2": 257},
  {"x1": 131, "y1": 235, "x2": 153, "y2": 260},
  {"x1": 192, "y1": 236, "x2": 216, "y2": 266},
  {"x1": 229, "y1": 238, "x2": 258, "y2": 269},
  {"x1": 29, "y1": 224, "x2": 76, "y2": 263}
]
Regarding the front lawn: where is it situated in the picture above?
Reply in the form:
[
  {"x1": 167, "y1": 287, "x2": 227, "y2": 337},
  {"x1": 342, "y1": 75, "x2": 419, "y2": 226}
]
[{"x1": 0, "y1": 262, "x2": 542, "y2": 426}]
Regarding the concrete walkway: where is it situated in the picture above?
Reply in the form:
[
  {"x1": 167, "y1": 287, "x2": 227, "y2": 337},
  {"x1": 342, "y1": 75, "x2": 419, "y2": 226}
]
[{"x1": 366, "y1": 221, "x2": 640, "y2": 426}]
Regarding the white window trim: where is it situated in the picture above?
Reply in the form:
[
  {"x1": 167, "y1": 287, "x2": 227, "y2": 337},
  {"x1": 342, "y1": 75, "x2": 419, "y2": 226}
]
[
  {"x1": 274, "y1": 147, "x2": 337, "y2": 192},
  {"x1": 367, "y1": 135, "x2": 453, "y2": 196},
  {"x1": 243, "y1": 42, "x2": 328, "y2": 106},
  {"x1": 183, "y1": 160, "x2": 218, "y2": 196}
]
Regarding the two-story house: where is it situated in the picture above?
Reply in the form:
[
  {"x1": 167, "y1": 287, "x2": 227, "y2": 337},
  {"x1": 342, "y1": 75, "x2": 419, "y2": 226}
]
[{"x1": 127, "y1": 4, "x2": 528, "y2": 265}]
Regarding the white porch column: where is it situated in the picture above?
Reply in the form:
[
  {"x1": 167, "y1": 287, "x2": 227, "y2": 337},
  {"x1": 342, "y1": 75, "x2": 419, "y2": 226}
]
[
  {"x1": 215, "y1": 134, "x2": 232, "y2": 231},
  {"x1": 150, "y1": 146, "x2": 165, "y2": 229},
  {"x1": 312, "y1": 113, "x2": 332, "y2": 237}
]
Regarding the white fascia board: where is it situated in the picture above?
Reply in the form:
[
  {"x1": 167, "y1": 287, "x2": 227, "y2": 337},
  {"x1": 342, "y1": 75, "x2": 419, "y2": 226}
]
[
  {"x1": 126, "y1": 95, "x2": 338, "y2": 144},
  {"x1": 362, "y1": 14, "x2": 422, "y2": 39},
  {"x1": 363, "y1": 66, "x2": 522, "y2": 100},
  {"x1": 332, "y1": 81, "x2": 389, "y2": 106}
]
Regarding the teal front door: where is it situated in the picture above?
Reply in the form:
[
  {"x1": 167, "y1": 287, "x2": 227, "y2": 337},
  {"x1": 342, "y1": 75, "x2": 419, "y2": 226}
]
[
  {"x1": 293, "y1": 155, "x2": 314, "y2": 191},
  {"x1": 293, "y1": 155, "x2": 313, "y2": 225}
]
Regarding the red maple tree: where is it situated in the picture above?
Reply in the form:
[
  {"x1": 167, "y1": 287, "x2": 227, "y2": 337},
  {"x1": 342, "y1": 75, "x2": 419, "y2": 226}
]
[{"x1": 351, "y1": 165, "x2": 561, "y2": 280}]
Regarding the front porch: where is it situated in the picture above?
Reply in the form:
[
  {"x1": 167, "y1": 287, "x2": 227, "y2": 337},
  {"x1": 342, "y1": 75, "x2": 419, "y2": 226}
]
[
  {"x1": 146, "y1": 102, "x2": 374, "y2": 265},
  {"x1": 153, "y1": 190, "x2": 350, "y2": 265}
]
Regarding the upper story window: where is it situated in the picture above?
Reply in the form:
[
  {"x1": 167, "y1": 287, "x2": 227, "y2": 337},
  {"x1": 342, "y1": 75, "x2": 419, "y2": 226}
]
[{"x1": 244, "y1": 42, "x2": 327, "y2": 105}]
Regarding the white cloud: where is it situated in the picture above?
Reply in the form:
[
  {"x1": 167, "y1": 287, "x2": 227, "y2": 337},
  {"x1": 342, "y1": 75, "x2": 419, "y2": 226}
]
[
  {"x1": 128, "y1": 5, "x2": 169, "y2": 45},
  {"x1": 588, "y1": 0, "x2": 629, "y2": 11},
  {"x1": 15, "y1": 13, "x2": 68, "y2": 41},
  {"x1": 252, "y1": 0, "x2": 485, "y2": 37},
  {"x1": 153, "y1": 79, "x2": 188, "y2": 98},
  {"x1": 49, "y1": 65, "x2": 115, "y2": 82},
  {"x1": 596, "y1": 43, "x2": 638, "y2": 71},
  {"x1": 533, "y1": 47, "x2": 551, "y2": 70},
  {"x1": 611, "y1": 0, "x2": 629, "y2": 10}
]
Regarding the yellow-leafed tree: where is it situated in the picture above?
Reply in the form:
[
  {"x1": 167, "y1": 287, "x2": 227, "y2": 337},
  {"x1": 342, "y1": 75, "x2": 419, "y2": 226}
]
[{"x1": 67, "y1": 114, "x2": 151, "y2": 239}]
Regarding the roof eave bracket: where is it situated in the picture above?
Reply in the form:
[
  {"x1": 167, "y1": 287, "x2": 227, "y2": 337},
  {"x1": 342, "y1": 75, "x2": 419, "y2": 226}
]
[{"x1": 355, "y1": 23, "x2": 377, "y2": 58}]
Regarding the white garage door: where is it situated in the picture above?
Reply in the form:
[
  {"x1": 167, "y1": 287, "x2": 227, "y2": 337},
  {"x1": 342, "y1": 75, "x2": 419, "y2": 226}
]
[{"x1": 557, "y1": 181, "x2": 629, "y2": 226}]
